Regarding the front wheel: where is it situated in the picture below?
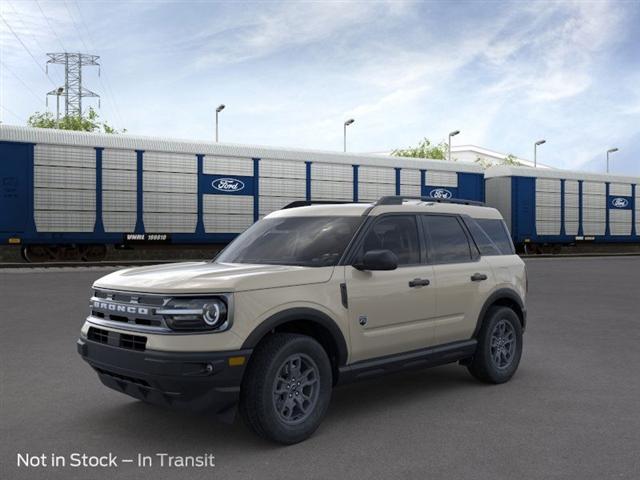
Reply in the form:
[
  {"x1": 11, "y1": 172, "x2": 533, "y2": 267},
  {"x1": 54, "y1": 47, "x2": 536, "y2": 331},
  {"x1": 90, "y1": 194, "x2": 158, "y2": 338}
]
[
  {"x1": 467, "y1": 306, "x2": 523, "y2": 384},
  {"x1": 239, "y1": 333, "x2": 332, "y2": 444}
]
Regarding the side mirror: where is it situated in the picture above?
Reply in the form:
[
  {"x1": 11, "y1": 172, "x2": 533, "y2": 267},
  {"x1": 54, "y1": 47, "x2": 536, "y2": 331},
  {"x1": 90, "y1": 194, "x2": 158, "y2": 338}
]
[{"x1": 354, "y1": 249, "x2": 398, "y2": 271}]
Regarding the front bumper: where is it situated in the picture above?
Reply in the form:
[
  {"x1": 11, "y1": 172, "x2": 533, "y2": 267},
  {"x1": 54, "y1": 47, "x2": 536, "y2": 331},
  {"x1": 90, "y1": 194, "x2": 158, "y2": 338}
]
[{"x1": 77, "y1": 337, "x2": 252, "y2": 415}]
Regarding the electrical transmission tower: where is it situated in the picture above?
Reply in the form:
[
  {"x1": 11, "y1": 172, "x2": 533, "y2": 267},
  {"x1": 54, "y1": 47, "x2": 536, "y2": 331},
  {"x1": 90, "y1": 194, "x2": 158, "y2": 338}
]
[{"x1": 46, "y1": 53, "x2": 100, "y2": 117}]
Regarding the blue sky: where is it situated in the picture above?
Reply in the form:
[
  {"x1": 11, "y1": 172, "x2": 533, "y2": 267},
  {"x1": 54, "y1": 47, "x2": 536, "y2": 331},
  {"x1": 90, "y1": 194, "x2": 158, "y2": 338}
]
[{"x1": 1, "y1": 0, "x2": 639, "y2": 175}]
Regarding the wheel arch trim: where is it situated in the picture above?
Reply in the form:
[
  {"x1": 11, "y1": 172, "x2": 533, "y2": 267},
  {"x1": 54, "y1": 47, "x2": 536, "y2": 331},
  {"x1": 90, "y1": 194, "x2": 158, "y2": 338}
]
[
  {"x1": 241, "y1": 307, "x2": 349, "y2": 367},
  {"x1": 473, "y1": 288, "x2": 526, "y2": 337}
]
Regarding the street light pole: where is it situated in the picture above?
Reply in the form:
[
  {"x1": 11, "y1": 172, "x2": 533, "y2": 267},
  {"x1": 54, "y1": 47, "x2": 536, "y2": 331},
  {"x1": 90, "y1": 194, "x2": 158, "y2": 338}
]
[
  {"x1": 448, "y1": 130, "x2": 460, "y2": 162},
  {"x1": 606, "y1": 148, "x2": 618, "y2": 173},
  {"x1": 534, "y1": 139, "x2": 546, "y2": 168},
  {"x1": 215, "y1": 104, "x2": 225, "y2": 142},
  {"x1": 343, "y1": 118, "x2": 354, "y2": 152},
  {"x1": 56, "y1": 87, "x2": 64, "y2": 123}
]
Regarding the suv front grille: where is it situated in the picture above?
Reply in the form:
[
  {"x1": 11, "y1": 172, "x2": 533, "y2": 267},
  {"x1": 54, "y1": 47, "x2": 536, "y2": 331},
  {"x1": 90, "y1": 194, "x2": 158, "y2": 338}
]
[
  {"x1": 87, "y1": 326, "x2": 147, "y2": 351},
  {"x1": 89, "y1": 289, "x2": 171, "y2": 332}
]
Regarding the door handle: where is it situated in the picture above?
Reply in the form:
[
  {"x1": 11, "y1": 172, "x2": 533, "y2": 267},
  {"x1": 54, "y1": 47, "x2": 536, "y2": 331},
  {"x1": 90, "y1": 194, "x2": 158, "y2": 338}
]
[
  {"x1": 470, "y1": 273, "x2": 488, "y2": 282},
  {"x1": 409, "y1": 278, "x2": 430, "y2": 287}
]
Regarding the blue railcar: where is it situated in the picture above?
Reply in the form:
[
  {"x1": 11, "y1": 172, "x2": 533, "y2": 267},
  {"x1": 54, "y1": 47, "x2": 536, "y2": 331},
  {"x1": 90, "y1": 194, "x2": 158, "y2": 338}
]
[
  {"x1": 485, "y1": 166, "x2": 639, "y2": 252},
  {"x1": 0, "y1": 125, "x2": 485, "y2": 261}
]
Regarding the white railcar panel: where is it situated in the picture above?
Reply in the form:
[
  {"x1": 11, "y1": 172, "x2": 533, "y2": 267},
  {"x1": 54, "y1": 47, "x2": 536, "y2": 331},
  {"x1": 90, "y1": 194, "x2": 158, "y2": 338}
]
[
  {"x1": 103, "y1": 212, "x2": 136, "y2": 232},
  {"x1": 582, "y1": 208, "x2": 606, "y2": 221},
  {"x1": 259, "y1": 196, "x2": 295, "y2": 216},
  {"x1": 260, "y1": 159, "x2": 306, "y2": 179},
  {"x1": 103, "y1": 191, "x2": 136, "y2": 212},
  {"x1": 582, "y1": 181, "x2": 606, "y2": 195},
  {"x1": 144, "y1": 151, "x2": 196, "y2": 174},
  {"x1": 426, "y1": 171, "x2": 457, "y2": 187},
  {"x1": 536, "y1": 221, "x2": 560, "y2": 235},
  {"x1": 143, "y1": 171, "x2": 197, "y2": 193},
  {"x1": 259, "y1": 178, "x2": 306, "y2": 197},
  {"x1": 203, "y1": 195, "x2": 253, "y2": 215},
  {"x1": 34, "y1": 188, "x2": 95, "y2": 211},
  {"x1": 400, "y1": 184, "x2": 421, "y2": 196},
  {"x1": 609, "y1": 210, "x2": 632, "y2": 235},
  {"x1": 609, "y1": 183, "x2": 632, "y2": 196},
  {"x1": 565, "y1": 221, "x2": 579, "y2": 236},
  {"x1": 311, "y1": 163, "x2": 353, "y2": 182},
  {"x1": 536, "y1": 206, "x2": 562, "y2": 221},
  {"x1": 34, "y1": 165, "x2": 96, "y2": 190},
  {"x1": 144, "y1": 192, "x2": 197, "y2": 213},
  {"x1": 311, "y1": 180, "x2": 353, "y2": 200},
  {"x1": 359, "y1": 166, "x2": 395, "y2": 184},
  {"x1": 358, "y1": 182, "x2": 395, "y2": 202},
  {"x1": 34, "y1": 144, "x2": 95, "y2": 168},
  {"x1": 144, "y1": 213, "x2": 197, "y2": 232},
  {"x1": 204, "y1": 156, "x2": 253, "y2": 176},
  {"x1": 103, "y1": 169, "x2": 136, "y2": 191},
  {"x1": 400, "y1": 169, "x2": 420, "y2": 186},
  {"x1": 582, "y1": 194, "x2": 605, "y2": 209},
  {"x1": 204, "y1": 214, "x2": 253, "y2": 233},
  {"x1": 535, "y1": 178, "x2": 561, "y2": 193},
  {"x1": 565, "y1": 180, "x2": 579, "y2": 194},
  {"x1": 35, "y1": 211, "x2": 95, "y2": 232},
  {"x1": 536, "y1": 191, "x2": 561, "y2": 207},
  {"x1": 583, "y1": 222, "x2": 605, "y2": 236},
  {"x1": 564, "y1": 193, "x2": 579, "y2": 208},
  {"x1": 103, "y1": 149, "x2": 136, "y2": 170}
]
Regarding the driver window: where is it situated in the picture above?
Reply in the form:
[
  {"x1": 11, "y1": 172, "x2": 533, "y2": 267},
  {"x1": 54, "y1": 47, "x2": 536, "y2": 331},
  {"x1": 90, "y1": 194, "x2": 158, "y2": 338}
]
[{"x1": 359, "y1": 215, "x2": 420, "y2": 265}]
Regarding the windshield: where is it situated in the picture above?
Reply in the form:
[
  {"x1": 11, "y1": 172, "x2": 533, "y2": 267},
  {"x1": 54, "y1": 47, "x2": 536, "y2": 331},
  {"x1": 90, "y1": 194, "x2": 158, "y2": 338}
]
[{"x1": 215, "y1": 216, "x2": 363, "y2": 267}]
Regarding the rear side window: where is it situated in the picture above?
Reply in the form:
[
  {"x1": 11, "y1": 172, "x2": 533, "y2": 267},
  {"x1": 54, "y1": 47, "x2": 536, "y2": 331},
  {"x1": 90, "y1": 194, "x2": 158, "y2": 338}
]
[
  {"x1": 359, "y1": 215, "x2": 420, "y2": 265},
  {"x1": 422, "y1": 215, "x2": 472, "y2": 264},
  {"x1": 472, "y1": 218, "x2": 515, "y2": 255}
]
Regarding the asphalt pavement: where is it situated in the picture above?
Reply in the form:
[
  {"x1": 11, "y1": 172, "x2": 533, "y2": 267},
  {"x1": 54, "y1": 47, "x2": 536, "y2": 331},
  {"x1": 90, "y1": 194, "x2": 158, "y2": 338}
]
[{"x1": 1, "y1": 257, "x2": 639, "y2": 480}]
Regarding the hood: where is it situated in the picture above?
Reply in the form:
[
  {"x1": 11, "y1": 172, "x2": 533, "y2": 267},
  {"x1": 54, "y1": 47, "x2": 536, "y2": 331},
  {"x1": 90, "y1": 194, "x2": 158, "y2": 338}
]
[{"x1": 93, "y1": 261, "x2": 335, "y2": 294}]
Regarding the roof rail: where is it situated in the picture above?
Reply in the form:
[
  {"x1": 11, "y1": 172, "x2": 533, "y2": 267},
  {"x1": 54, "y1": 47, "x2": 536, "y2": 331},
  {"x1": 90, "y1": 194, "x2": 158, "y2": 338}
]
[
  {"x1": 375, "y1": 196, "x2": 485, "y2": 207},
  {"x1": 281, "y1": 200, "x2": 359, "y2": 210}
]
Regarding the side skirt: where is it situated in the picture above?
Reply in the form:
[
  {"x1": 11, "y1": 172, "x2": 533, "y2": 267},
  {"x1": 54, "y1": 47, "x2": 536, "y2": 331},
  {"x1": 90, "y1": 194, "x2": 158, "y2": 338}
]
[{"x1": 337, "y1": 339, "x2": 477, "y2": 385}]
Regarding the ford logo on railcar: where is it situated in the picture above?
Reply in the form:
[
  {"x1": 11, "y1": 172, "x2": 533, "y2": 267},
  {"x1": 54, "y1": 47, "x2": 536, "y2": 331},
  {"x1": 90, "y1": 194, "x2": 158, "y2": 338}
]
[
  {"x1": 212, "y1": 178, "x2": 245, "y2": 192},
  {"x1": 611, "y1": 197, "x2": 629, "y2": 208},
  {"x1": 429, "y1": 188, "x2": 453, "y2": 199}
]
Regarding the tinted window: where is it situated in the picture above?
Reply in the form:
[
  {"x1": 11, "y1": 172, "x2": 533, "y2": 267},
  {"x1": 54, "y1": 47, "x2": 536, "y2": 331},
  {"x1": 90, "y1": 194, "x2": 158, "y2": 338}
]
[
  {"x1": 475, "y1": 219, "x2": 515, "y2": 255},
  {"x1": 359, "y1": 216, "x2": 420, "y2": 265},
  {"x1": 216, "y1": 216, "x2": 362, "y2": 267},
  {"x1": 464, "y1": 218, "x2": 502, "y2": 256},
  {"x1": 422, "y1": 215, "x2": 472, "y2": 263}
]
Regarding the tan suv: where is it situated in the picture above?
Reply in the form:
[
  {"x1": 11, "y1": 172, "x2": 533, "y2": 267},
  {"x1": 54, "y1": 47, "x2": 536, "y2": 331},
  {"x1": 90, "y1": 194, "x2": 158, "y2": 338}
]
[{"x1": 78, "y1": 196, "x2": 527, "y2": 444}]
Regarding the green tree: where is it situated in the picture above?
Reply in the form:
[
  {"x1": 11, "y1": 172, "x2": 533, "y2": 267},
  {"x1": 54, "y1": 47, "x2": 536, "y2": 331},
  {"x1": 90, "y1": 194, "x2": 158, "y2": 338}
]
[
  {"x1": 474, "y1": 153, "x2": 523, "y2": 169},
  {"x1": 391, "y1": 138, "x2": 450, "y2": 160},
  {"x1": 27, "y1": 107, "x2": 125, "y2": 133}
]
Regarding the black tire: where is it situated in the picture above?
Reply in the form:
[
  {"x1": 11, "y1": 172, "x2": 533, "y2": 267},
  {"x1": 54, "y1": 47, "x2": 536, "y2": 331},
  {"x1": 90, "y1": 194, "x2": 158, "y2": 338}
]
[
  {"x1": 239, "y1": 333, "x2": 332, "y2": 444},
  {"x1": 467, "y1": 306, "x2": 523, "y2": 384}
]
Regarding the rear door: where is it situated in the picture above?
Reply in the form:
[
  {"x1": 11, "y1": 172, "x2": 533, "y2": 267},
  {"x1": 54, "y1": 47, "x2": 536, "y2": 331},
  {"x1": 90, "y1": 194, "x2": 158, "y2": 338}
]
[
  {"x1": 421, "y1": 214, "x2": 494, "y2": 344},
  {"x1": 0, "y1": 142, "x2": 30, "y2": 233},
  {"x1": 345, "y1": 214, "x2": 437, "y2": 362}
]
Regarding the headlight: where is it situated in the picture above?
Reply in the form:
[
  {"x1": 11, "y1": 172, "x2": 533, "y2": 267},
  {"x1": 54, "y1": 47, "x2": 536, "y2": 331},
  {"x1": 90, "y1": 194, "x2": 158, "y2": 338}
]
[{"x1": 157, "y1": 297, "x2": 230, "y2": 332}]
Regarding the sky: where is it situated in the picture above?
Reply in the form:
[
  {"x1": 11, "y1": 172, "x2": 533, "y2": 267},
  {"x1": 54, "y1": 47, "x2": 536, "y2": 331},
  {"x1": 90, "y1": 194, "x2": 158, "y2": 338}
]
[{"x1": 1, "y1": 0, "x2": 639, "y2": 175}]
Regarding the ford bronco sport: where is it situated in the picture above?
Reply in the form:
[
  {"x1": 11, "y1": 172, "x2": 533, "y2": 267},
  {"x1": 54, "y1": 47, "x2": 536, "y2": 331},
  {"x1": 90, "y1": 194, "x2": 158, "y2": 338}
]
[{"x1": 78, "y1": 196, "x2": 527, "y2": 444}]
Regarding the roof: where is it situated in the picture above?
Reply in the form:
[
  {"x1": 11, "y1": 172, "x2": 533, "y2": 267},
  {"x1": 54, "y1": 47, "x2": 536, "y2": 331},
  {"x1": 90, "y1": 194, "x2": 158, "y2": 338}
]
[
  {"x1": 485, "y1": 165, "x2": 639, "y2": 184},
  {"x1": 268, "y1": 201, "x2": 503, "y2": 220},
  {"x1": 451, "y1": 145, "x2": 553, "y2": 169},
  {"x1": 0, "y1": 124, "x2": 483, "y2": 174}
]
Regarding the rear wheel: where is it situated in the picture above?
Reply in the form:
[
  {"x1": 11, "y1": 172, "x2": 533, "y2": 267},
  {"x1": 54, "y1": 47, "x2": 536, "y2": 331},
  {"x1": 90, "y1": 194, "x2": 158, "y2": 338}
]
[
  {"x1": 467, "y1": 306, "x2": 522, "y2": 384},
  {"x1": 239, "y1": 333, "x2": 332, "y2": 444}
]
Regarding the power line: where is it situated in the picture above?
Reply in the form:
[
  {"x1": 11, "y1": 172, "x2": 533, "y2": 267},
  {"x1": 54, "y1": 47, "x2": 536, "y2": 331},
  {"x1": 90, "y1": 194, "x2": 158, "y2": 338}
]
[
  {"x1": 5, "y1": 0, "x2": 65, "y2": 85},
  {"x1": 71, "y1": 0, "x2": 125, "y2": 127},
  {"x1": 0, "y1": 60, "x2": 46, "y2": 104},
  {"x1": 34, "y1": 0, "x2": 67, "y2": 52},
  {"x1": 0, "y1": 13, "x2": 57, "y2": 88},
  {"x1": 62, "y1": 0, "x2": 90, "y2": 52},
  {"x1": 0, "y1": 104, "x2": 25, "y2": 123}
]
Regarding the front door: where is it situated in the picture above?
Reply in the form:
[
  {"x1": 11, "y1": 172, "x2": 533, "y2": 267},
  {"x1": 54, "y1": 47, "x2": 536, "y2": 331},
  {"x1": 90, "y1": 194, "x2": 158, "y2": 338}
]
[{"x1": 345, "y1": 214, "x2": 438, "y2": 362}]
